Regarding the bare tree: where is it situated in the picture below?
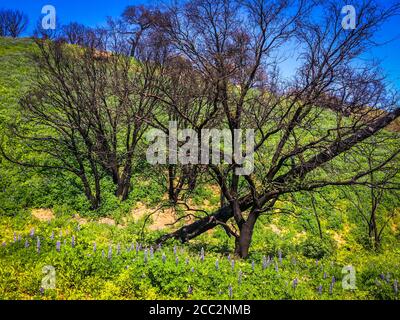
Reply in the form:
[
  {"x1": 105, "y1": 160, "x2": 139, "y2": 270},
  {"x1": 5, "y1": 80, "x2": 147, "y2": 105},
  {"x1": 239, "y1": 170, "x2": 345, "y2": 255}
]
[
  {"x1": 33, "y1": 17, "x2": 60, "y2": 40},
  {"x1": 153, "y1": 0, "x2": 400, "y2": 258},
  {"x1": 0, "y1": 9, "x2": 29, "y2": 37},
  {"x1": 0, "y1": 28, "x2": 161, "y2": 207},
  {"x1": 0, "y1": 10, "x2": 8, "y2": 36},
  {"x1": 121, "y1": 5, "x2": 169, "y2": 58},
  {"x1": 344, "y1": 138, "x2": 400, "y2": 250},
  {"x1": 61, "y1": 22, "x2": 87, "y2": 45}
]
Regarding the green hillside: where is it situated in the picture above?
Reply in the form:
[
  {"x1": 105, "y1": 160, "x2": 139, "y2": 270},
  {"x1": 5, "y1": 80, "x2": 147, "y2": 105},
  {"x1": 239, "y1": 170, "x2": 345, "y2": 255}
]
[{"x1": 0, "y1": 37, "x2": 399, "y2": 300}]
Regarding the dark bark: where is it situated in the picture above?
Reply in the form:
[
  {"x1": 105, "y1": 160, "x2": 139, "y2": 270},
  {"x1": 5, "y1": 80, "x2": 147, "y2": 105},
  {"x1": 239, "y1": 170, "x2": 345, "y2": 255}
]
[
  {"x1": 80, "y1": 174, "x2": 100, "y2": 210},
  {"x1": 311, "y1": 196, "x2": 323, "y2": 239},
  {"x1": 234, "y1": 211, "x2": 259, "y2": 258},
  {"x1": 369, "y1": 185, "x2": 381, "y2": 250},
  {"x1": 156, "y1": 194, "x2": 254, "y2": 244},
  {"x1": 168, "y1": 165, "x2": 178, "y2": 204}
]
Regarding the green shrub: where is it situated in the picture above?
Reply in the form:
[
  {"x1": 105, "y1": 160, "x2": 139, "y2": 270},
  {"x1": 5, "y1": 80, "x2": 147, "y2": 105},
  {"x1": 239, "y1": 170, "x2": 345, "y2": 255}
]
[{"x1": 299, "y1": 236, "x2": 336, "y2": 260}]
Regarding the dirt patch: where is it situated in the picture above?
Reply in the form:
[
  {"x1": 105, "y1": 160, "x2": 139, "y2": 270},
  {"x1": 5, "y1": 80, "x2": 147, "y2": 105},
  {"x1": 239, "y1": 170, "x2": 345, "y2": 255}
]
[
  {"x1": 387, "y1": 118, "x2": 400, "y2": 132},
  {"x1": 98, "y1": 218, "x2": 116, "y2": 226},
  {"x1": 32, "y1": 209, "x2": 54, "y2": 222},
  {"x1": 132, "y1": 202, "x2": 151, "y2": 222},
  {"x1": 132, "y1": 201, "x2": 205, "y2": 231},
  {"x1": 73, "y1": 214, "x2": 88, "y2": 225},
  {"x1": 208, "y1": 185, "x2": 220, "y2": 195},
  {"x1": 149, "y1": 207, "x2": 177, "y2": 231},
  {"x1": 269, "y1": 224, "x2": 282, "y2": 235}
]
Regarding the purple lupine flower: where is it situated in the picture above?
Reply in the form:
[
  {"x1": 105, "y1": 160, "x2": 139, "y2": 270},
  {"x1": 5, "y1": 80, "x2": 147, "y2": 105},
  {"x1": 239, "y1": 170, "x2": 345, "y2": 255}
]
[
  {"x1": 331, "y1": 276, "x2": 336, "y2": 284},
  {"x1": 150, "y1": 246, "x2": 154, "y2": 258},
  {"x1": 185, "y1": 258, "x2": 189, "y2": 265},
  {"x1": 329, "y1": 283, "x2": 334, "y2": 295},
  {"x1": 191, "y1": 267, "x2": 195, "y2": 273},
  {"x1": 56, "y1": 240, "x2": 61, "y2": 252},
  {"x1": 173, "y1": 245, "x2": 177, "y2": 256},
  {"x1": 162, "y1": 253, "x2": 166, "y2": 264},
  {"x1": 292, "y1": 278, "x2": 298, "y2": 290},
  {"x1": 175, "y1": 256, "x2": 179, "y2": 266},
  {"x1": 188, "y1": 285, "x2": 193, "y2": 295},
  {"x1": 274, "y1": 262, "x2": 279, "y2": 273},
  {"x1": 93, "y1": 242, "x2": 97, "y2": 253},
  {"x1": 130, "y1": 243, "x2": 134, "y2": 252},
  {"x1": 231, "y1": 259, "x2": 235, "y2": 271},
  {"x1": 215, "y1": 259, "x2": 219, "y2": 271},
  {"x1": 317, "y1": 285, "x2": 323, "y2": 295},
  {"x1": 135, "y1": 243, "x2": 139, "y2": 254},
  {"x1": 323, "y1": 272, "x2": 327, "y2": 279},
  {"x1": 251, "y1": 260, "x2": 255, "y2": 271},
  {"x1": 200, "y1": 247, "x2": 205, "y2": 262},
  {"x1": 379, "y1": 273, "x2": 385, "y2": 281},
  {"x1": 108, "y1": 246, "x2": 112, "y2": 260},
  {"x1": 117, "y1": 243, "x2": 121, "y2": 255},
  {"x1": 36, "y1": 236, "x2": 41, "y2": 253},
  {"x1": 238, "y1": 270, "x2": 243, "y2": 285},
  {"x1": 25, "y1": 239, "x2": 29, "y2": 248},
  {"x1": 228, "y1": 285, "x2": 233, "y2": 299},
  {"x1": 278, "y1": 250, "x2": 282, "y2": 263},
  {"x1": 71, "y1": 235, "x2": 75, "y2": 248},
  {"x1": 394, "y1": 280, "x2": 398, "y2": 295},
  {"x1": 30, "y1": 228, "x2": 35, "y2": 238},
  {"x1": 262, "y1": 256, "x2": 267, "y2": 270},
  {"x1": 227, "y1": 254, "x2": 231, "y2": 262},
  {"x1": 50, "y1": 231, "x2": 54, "y2": 241},
  {"x1": 144, "y1": 249, "x2": 148, "y2": 264},
  {"x1": 40, "y1": 287, "x2": 44, "y2": 295},
  {"x1": 138, "y1": 243, "x2": 142, "y2": 251}
]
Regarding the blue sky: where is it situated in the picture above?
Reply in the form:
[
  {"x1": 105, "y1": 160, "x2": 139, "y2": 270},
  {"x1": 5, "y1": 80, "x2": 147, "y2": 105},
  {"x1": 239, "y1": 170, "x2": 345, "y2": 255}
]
[
  {"x1": 0, "y1": 0, "x2": 151, "y2": 31},
  {"x1": 1, "y1": 0, "x2": 399, "y2": 88}
]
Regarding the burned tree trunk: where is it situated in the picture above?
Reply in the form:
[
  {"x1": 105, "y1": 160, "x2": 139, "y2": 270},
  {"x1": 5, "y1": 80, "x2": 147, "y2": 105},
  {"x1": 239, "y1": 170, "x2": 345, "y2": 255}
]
[
  {"x1": 234, "y1": 211, "x2": 259, "y2": 258},
  {"x1": 156, "y1": 194, "x2": 254, "y2": 244}
]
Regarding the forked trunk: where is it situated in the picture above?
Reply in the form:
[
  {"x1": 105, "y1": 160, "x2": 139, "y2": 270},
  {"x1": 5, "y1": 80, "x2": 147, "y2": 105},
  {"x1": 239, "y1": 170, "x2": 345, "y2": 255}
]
[
  {"x1": 116, "y1": 159, "x2": 133, "y2": 201},
  {"x1": 116, "y1": 176, "x2": 131, "y2": 201},
  {"x1": 80, "y1": 173, "x2": 101, "y2": 210}
]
